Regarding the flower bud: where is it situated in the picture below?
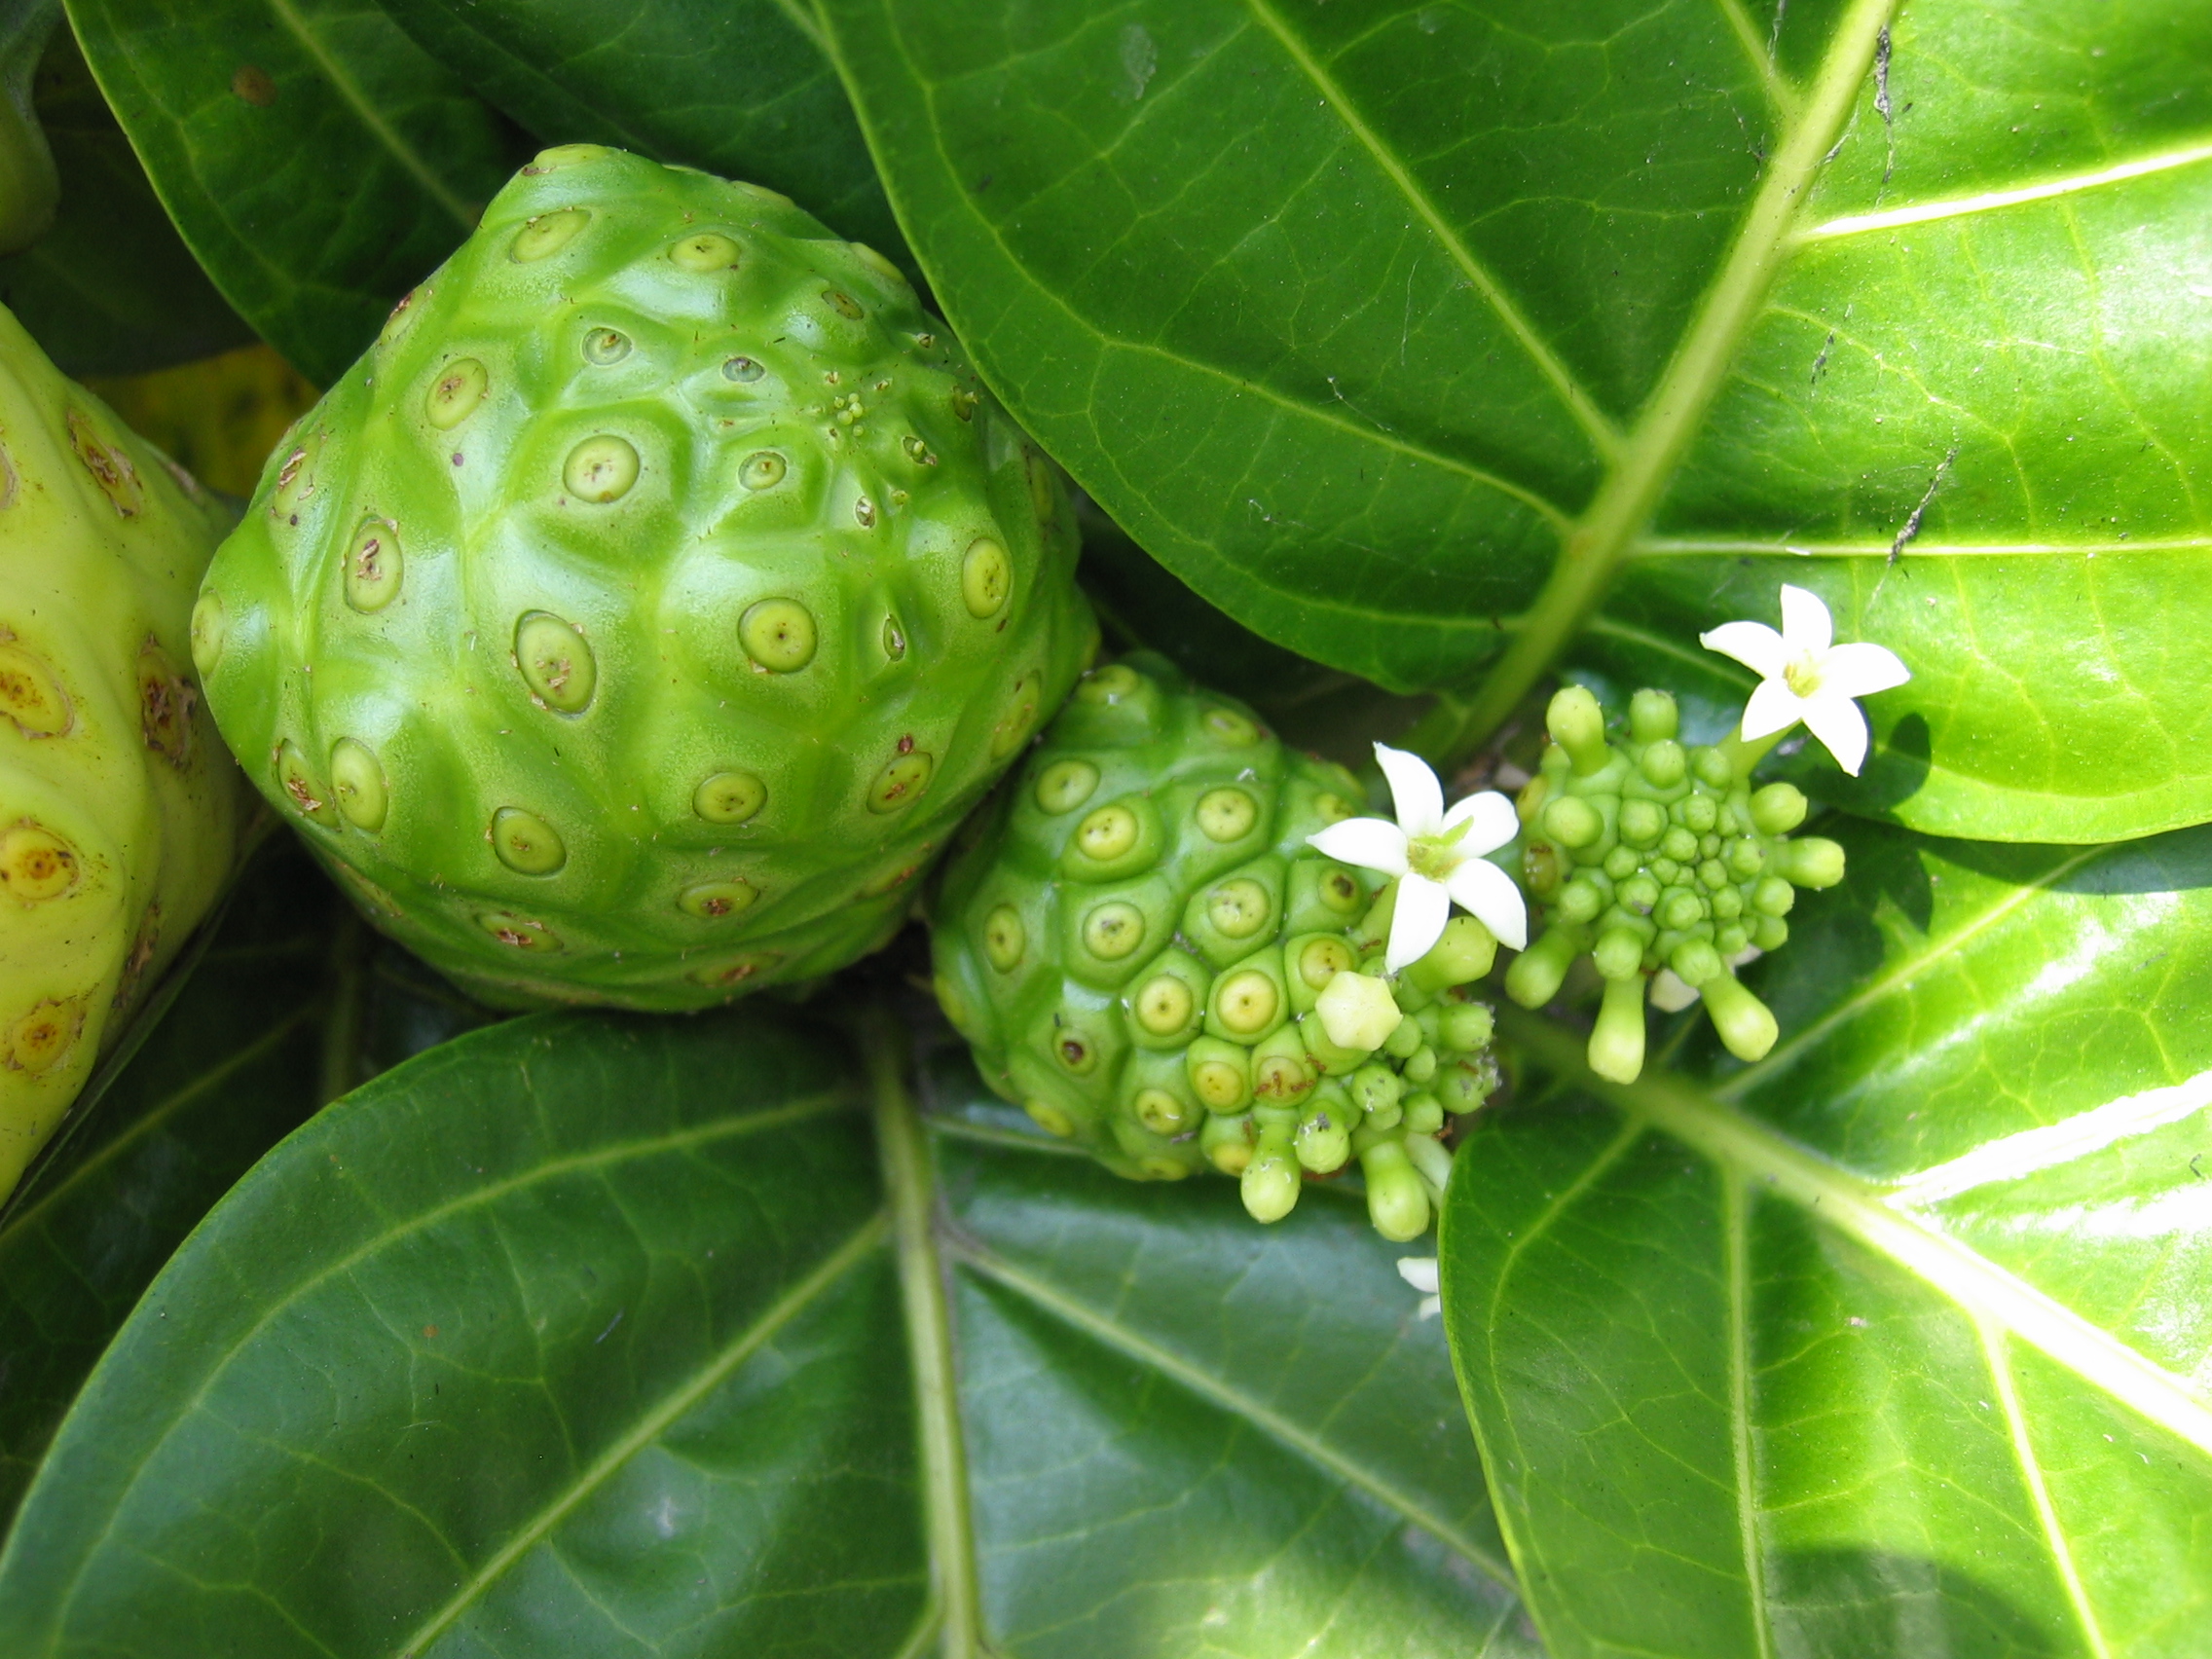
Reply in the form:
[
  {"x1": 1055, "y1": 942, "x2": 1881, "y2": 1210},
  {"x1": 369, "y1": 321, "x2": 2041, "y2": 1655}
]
[
  {"x1": 1357, "y1": 1136, "x2": 1431, "y2": 1241},
  {"x1": 1542, "y1": 793, "x2": 1603, "y2": 849},
  {"x1": 1750, "y1": 782, "x2": 1809, "y2": 835},
  {"x1": 1629, "y1": 688, "x2": 1678, "y2": 743},
  {"x1": 1593, "y1": 927, "x2": 1645, "y2": 980},
  {"x1": 1547, "y1": 684, "x2": 1610, "y2": 776},
  {"x1": 1639, "y1": 739, "x2": 1686, "y2": 788},
  {"x1": 1349, "y1": 1062, "x2": 1404, "y2": 1119},
  {"x1": 1241, "y1": 1107, "x2": 1303, "y2": 1222},
  {"x1": 1618, "y1": 798, "x2": 1667, "y2": 846},
  {"x1": 1702, "y1": 971, "x2": 1779, "y2": 1061},
  {"x1": 1410, "y1": 915, "x2": 1499, "y2": 993},
  {"x1": 1779, "y1": 836, "x2": 1845, "y2": 889},
  {"x1": 1505, "y1": 927, "x2": 1579, "y2": 1008},
  {"x1": 1438, "y1": 1001, "x2": 1494, "y2": 1052},
  {"x1": 1588, "y1": 973, "x2": 1648, "y2": 1083}
]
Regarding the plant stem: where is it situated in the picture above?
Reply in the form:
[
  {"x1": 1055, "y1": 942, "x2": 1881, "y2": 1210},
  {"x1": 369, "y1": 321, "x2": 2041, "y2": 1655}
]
[
  {"x1": 1433, "y1": 0, "x2": 1901, "y2": 770},
  {"x1": 865, "y1": 1005, "x2": 988, "y2": 1659}
]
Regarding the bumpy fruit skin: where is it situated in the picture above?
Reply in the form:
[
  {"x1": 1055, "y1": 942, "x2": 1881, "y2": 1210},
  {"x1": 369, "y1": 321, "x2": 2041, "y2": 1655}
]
[
  {"x1": 0, "y1": 303, "x2": 242, "y2": 1198},
  {"x1": 933, "y1": 653, "x2": 1502, "y2": 1240},
  {"x1": 197, "y1": 146, "x2": 1093, "y2": 1012},
  {"x1": 1505, "y1": 685, "x2": 1844, "y2": 1083}
]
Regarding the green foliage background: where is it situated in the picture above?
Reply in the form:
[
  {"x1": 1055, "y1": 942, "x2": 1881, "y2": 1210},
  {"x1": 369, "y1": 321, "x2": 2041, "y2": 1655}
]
[{"x1": 0, "y1": 1, "x2": 2207, "y2": 1655}]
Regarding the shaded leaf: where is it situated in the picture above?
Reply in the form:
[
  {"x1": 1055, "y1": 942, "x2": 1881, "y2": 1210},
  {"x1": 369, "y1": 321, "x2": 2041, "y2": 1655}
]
[
  {"x1": 64, "y1": 0, "x2": 529, "y2": 385},
  {"x1": 0, "y1": 846, "x2": 486, "y2": 1538},
  {"x1": 820, "y1": 0, "x2": 2212, "y2": 841},
  {"x1": 376, "y1": 0, "x2": 913, "y2": 277},
  {"x1": 1443, "y1": 819, "x2": 2212, "y2": 1657},
  {"x1": 0, "y1": 996, "x2": 1536, "y2": 1656},
  {"x1": 0, "y1": 25, "x2": 252, "y2": 375},
  {"x1": 1078, "y1": 496, "x2": 1429, "y2": 773}
]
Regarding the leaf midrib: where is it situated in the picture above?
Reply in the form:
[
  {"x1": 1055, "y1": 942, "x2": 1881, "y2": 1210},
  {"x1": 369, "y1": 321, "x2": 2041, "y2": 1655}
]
[
  {"x1": 867, "y1": 1019, "x2": 989, "y2": 1659},
  {"x1": 1442, "y1": 0, "x2": 1901, "y2": 753},
  {"x1": 1500, "y1": 1007, "x2": 2212, "y2": 1460},
  {"x1": 263, "y1": 0, "x2": 478, "y2": 232},
  {"x1": 1238, "y1": 0, "x2": 1622, "y2": 459},
  {"x1": 391, "y1": 1212, "x2": 891, "y2": 1658},
  {"x1": 30, "y1": 1084, "x2": 859, "y2": 1640},
  {"x1": 951, "y1": 1232, "x2": 1520, "y2": 1591}
]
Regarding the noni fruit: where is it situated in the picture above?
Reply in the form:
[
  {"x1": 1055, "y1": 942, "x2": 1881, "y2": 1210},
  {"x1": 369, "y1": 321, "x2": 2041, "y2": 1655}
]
[
  {"x1": 933, "y1": 654, "x2": 1502, "y2": 1241},
  {"x1": 0, "y1": 303, "x2": 243, "y2": 1199},
  {"x1": 196, "y1": 146, "x2": 1094, "y2": 1012},
  {"x1": 1505, "y1": 684, "x2": 1843, "y2": 1083}
]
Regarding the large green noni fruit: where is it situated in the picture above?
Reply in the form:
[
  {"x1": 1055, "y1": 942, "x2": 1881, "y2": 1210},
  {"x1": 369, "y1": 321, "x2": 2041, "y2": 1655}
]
[
  {"x1": 0, "y1": 303, "x2": 242, "y2": 1199},
  {"x1": 933, "y1": 654, "x2": 1503, "y2": 1241},
  {"x1": 196, "y1": 146, "x2": 1093, "y2": 1011}
]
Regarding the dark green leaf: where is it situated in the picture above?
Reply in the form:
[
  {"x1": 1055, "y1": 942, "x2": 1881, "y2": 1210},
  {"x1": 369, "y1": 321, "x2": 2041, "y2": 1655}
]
[
  {"x1": 819, "y1": 0, "x2": 2212, "y2": 841},
  {"x1": 0, "y1": 25, "x2": 252, "y2": 375},
  {"x1": 63, "y1": 0, "x2": 529, "y2": 385},
  {"x1": 0, "y1": 845, "x2": 486, "y2": 1539},
  {"x1": 1078, "y1": 496, "x2": 1430, "y2": 773},
  {"x1": 1442, "y1": 820, "x2": 2212, "y2": 1657},
  {"x1": 376, "y1": 0, "x2": 912, "y2": 277},
  {"x1": 0, "y1": 997, "x2": 1536, "y2": 1656}
]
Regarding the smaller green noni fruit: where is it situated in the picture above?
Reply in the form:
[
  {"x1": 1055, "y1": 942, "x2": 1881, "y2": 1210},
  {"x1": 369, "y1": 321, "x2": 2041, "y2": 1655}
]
[
  {"x1": 1505, "y1": 684, "x2": 1843, "y2": 1083},
  {"x1": 933, "y1": 654, "x2": 1501, "y2": 1241},
  {"x1": 197, "y1": 146, "x2": 1093, "y2": 1011},
  {"x1": 0, "y1": 303, "x2": 244, "y2": 1200}
]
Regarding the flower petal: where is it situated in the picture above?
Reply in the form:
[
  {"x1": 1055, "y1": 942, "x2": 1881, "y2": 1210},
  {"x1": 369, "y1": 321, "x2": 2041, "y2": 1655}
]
[
  {"x1": 1374, "y1": 742, "x2": 1444, "y2": 837},
  {"x1": 1440, "y1": 789, "x2": 1520, "y2": 857},
  {"x1": 1648, "y1": 969, "x2": 1703, "y2": 1013},
  {"x1": 1308, "y1": 817, "x2": 1409, "y2": 875},
  {"x1": 1384, "y1": 872, "x2": 1452, "y2": 973},
  {"x1": 1779, "y1": 583, "x2": 1832, "y2": 656},
  {"x1": 1800, "y1": 689, "x2": 1870, "y2": 775},
  {"x1": 1444, "y1": 856, "x2": 1529, "y2": 950},
  {"x1": 1739, "y1": 675, "x2": 1805, "y2": 742},
  {"x1": 1698, "y1": 619, "x2": 1788, "y2": 680},
  {"x1": 1818, "y1": 640, "x2": 1911, "y2": 699},
  {"x1": 1396, "y1": 1257, "x2": 1440, "y2": 1294}
]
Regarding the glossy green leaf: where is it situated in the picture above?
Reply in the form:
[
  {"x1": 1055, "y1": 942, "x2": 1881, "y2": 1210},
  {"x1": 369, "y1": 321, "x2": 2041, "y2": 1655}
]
[
  {"x1": 0, "y1": 1000, "x2": 1536, "y2": 1656},
  {"x1": 1079, "y1": 498, "x2": 1430, "y2": 772},
  {"x1": 375, "y1": 0, "x2": 912, "y2": 276},
  {"x1": 820, "y1": 0, "x2": 2212, "y2": 842},
  {"x1": 0, "y1": 25, "x2": 251, "y2": 375},
  {"x1": 0, "y1": 848, "x2": 486, "y2": 1538},
  {"x1": 63, "y1": 0, "x2": 527, "y2": 385},
  {"x1": 1442, "y1": 819, "x2": 2212, "y2": 1657}
]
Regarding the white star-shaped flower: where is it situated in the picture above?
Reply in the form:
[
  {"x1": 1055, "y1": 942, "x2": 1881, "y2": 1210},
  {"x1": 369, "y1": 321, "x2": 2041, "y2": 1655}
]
[
  {"x1": 1699, "y1": 584, "x2": 1910, "y2": 776},
  {"x1": 1307, "y1": 744, "x2": 1527, "y2": 973}
]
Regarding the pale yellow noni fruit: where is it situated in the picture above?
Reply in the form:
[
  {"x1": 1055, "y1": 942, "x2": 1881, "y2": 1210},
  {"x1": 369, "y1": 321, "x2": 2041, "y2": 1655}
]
[{"x1": 0, "y1": 304, "x2": 245, "y2": 1200}]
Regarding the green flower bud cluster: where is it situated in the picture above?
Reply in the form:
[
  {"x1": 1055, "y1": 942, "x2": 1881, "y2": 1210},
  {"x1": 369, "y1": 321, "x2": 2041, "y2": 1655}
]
[
  {"x1": 197, "y1": 146, "x2": 1093, "y2": 1012},
  {"x1": 1504, "y1": 684, "x2": 1843, "y2": 1083},
  {"x1": 0, "y1": 303, "x2": 245, "y2": 1200},
  {"x1": 932, "y1": 653, "x2": 1500, "y2": 1241}
]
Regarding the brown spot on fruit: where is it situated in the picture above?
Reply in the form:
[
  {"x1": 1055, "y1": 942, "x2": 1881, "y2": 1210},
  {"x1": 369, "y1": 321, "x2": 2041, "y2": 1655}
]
[
  {"x1": 0, "y1": 823, "x2": 78, "y2": 902},
  {"x1": 0, "y1": 642, "x2": 69, "y2": 736},
  {"x1": 67, "y1": 410, "x2": 142, "y2": 517},
  {"x1": 5, "y1": 995, "x2": 86, "y2": 1074},
  {"x1": 138, "y1": 640, "x2": 196, "y2": 767}
]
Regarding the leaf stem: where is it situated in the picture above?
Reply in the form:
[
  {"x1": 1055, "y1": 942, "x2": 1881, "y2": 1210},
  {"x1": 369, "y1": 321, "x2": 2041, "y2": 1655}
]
[
  {"x1": 865, "y1": 1006, "x2": 988, "y2": 1659},
  {"x1": 1432, "y1": 0, "x2": 1900, "y2": 768},
  {"x1": 316, "y1": 906, "x2": 366, "y2": 1106}
]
